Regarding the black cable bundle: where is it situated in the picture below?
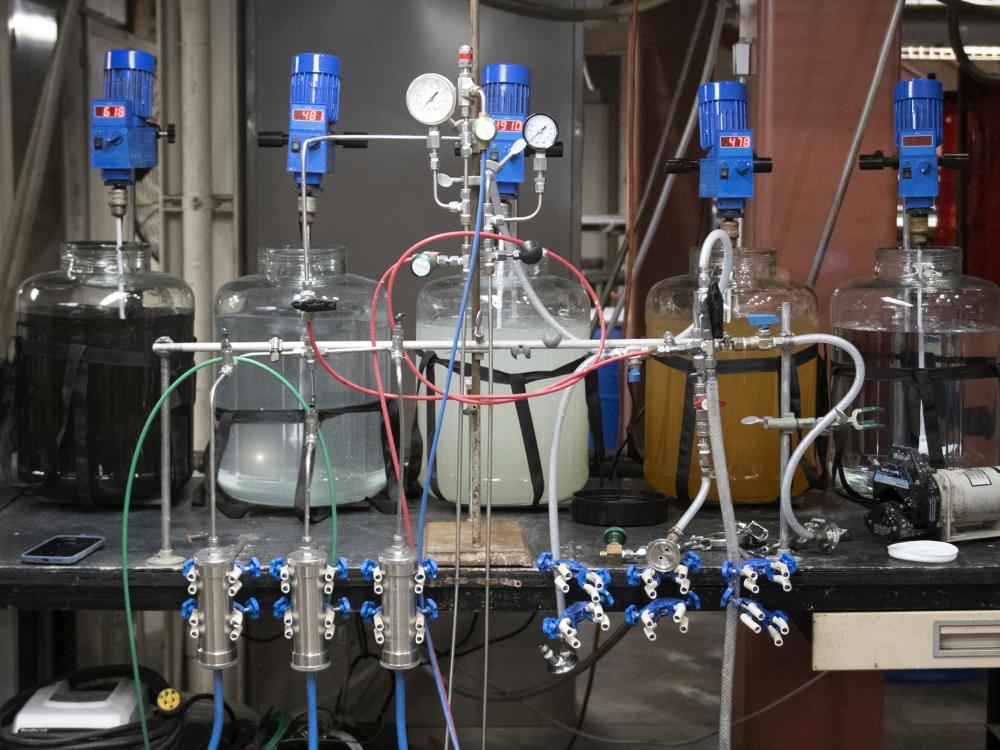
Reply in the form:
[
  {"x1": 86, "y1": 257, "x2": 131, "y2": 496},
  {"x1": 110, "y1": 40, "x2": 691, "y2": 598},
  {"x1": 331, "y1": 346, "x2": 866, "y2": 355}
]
[{"x1": 0, "y1": 665, "x2": 187, "y2": 750}]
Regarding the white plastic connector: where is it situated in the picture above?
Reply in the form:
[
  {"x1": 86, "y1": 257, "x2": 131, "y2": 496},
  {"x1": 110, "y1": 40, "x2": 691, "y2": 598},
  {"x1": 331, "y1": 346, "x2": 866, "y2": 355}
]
[
  {"x1": 188, "y1": 612, "x2": 200, "y2": 628},
  {"x1": 740, "y1": 566, "x2": 758, "y2": 582},
  {"x1": 773, "y1": 574, "x2": 792, "y2": 592},
  {"x1": 277, "y1": 565, "x2": 290, "y2": 581},
  {"x1": 283, "y1": 611, "x2": 294, "y2": 629},
  {"x1": 643, "y1": 626, "x2": 657, "y2": 641},
  {"x1": 771, "y1": 614, "x2": 790, "y2": 635},
  {"x1": 227, "y1": 580, "x2": 242, "y2": 598},
  {"x1": 677, "y1": 615, "x2": 690, "y2": 634},
  {"x1": 415, "y1": 612, "x2": 427, "y2": 645},
  {"x1": 281, "y1": 580, "x2": 291, "y2": 595},
  {"x1": 323, "y1": 565, "x2": 337, "y2": 583},
  {"x1": 673, "y1": 602, "x2": 687, "y2": 623},
  {"x1": 185, "y1": 569, "x2": 197, "y2": 583},
  {"x1": 744, "y1": 601, "x2": 766, "y2": 621},
  {"x1": 582, "y1": 583, "x2": 602, "y2": 604},
  {"x1": 641, "y1": 568, "x2": 659, "y2": 599},
  {"x1": 373, "y1": 612, "x2": 385, "y2": 633},
  {"x1": 226, "y1": 565, "x2": 243, "y2": 585},
  {"x1": 587, "y1": 602, "x2": 610, "y2": 630},
  {"x1": 585, "y1": 571, "x2": 605, "y2": 590},
  {"x1": 189, "y1": 627, "x2": 199, "y2": 639},
  {"x1": 187, "y1": 582, "x2": 198, "y2": 596},
  {"x1": 558, "y1": 618, "x2": 577, "y2": 640},
  {"x1": 324, "y1": 582, "x2": 334, "y2": 595},
  {"x1": 739, "y1": 612, "x2": 762, "y2": 634},
  {"x1": 767, "y1": 624, "x2": 784, "y2": 646},
  {"x1": 677, "y1": 578, "x2": 691, "y2": 595},
  {"x1": 554, "y1": 575, "x2": 571, "y2": 593}
]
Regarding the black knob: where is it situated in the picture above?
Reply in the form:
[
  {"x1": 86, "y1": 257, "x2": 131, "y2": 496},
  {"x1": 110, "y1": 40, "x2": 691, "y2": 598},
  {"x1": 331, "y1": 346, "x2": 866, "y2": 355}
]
[
  {"x1": 752, "y1": 156, "x2": 773, "y2": 173},
  {"x1": 518, "y1": 240, "x2": 544, "y2": 265},
  {"x1": 258, "y1": 131, "x2": 289, "y2": 148},
  {"x1": 339, "y1": 131, "x2": 369, "y2": 149},
  {"x1": 859, "y1": 150, "x2": 898, "y2": 170},
  {"x1": 940, "y1": 153, "x2": 969, "y2": 169},
  {"x1": 528, "y1": 141, "x2": 564, "y2": 157},
  {"x1": 665, "y1": 158, "x2": 699, "y2": 174}
]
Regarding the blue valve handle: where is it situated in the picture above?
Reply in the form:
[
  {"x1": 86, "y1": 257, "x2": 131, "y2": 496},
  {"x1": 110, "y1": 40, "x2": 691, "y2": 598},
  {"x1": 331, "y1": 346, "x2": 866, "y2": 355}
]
[
  {"x1": 542, "y1": 600, "x2": 605, "y2": 640},
  {"x1": 422, "y1": 558, "x2": 439, "y2": 580},
  {"x1": 239, "y1": 557, "x2": 262, "y2": 578},
  {"x1": 744, "y1": 313, "x2": 780, "y2": 328},
  {"x1": 180, "y1": 597, "x2": 197, "y2": 621},
  {"x1": 327, "y1": 596, "x2": 352, "y2": 619},
  {"x1": 680, "y1": 551, "x2": 702, "y2": 574},
  {"x1": 360, "y1": 559, "x2": 380, "y2": 581},
  {"x1": 182, "y1": 558, "x2": 196, "y2": 578},
  {"x1": 625, "y1": 593, "x2": 701, "y2": 627},
  {"x1": 537, "y1": 553, "x2": 610, "y2": 592},
  {"x1": 420, "y1": 599, "x2": 439, "y2": 620},
  {"x1": 234, "y1": 598, "x2": 261, "y2": 620},
  {"x1": 332, "y1": 556, "x2": 349, "y2": 580},
  {"x1": 268, "y1": 558, "x2": 287, "y2": 579},
  {"x1": 273, "y1": 596, "x2": 292, "y2": 619},
  {"x1": 359, "y1": 601, "x2": 382, "y2": 621}
]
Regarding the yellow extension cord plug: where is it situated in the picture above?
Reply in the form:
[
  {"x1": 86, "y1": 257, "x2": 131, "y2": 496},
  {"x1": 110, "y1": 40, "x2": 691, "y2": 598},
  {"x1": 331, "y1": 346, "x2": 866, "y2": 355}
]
[{"x1": 156, "y1": 688, "x2": 181, "y2": 713}]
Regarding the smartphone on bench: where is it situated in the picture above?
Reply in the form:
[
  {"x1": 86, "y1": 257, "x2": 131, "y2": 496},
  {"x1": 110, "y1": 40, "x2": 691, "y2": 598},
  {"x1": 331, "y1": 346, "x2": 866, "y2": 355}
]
[{"x1": 21, "y1": 535, "x2": 105, "y2": 565}]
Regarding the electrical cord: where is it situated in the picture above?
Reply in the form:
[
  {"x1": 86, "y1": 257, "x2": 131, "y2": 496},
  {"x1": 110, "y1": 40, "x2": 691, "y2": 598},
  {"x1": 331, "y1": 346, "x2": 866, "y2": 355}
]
[
  {"x1": 434, "y1": 613, "x2": 537, "y2": 660},
  {"x1": 943, "y1": 0, "x2": 1000, "y2": 86},
  {"x1": 440, "y1": 657, "x2": 828, "y2": 748},
  {"x1": 481, "y1": 0, "x2": 674, "y2": 22},
  {"x1": 120, "y1": 356, "x2": 337, "y2": 749},
  {"x1": 0, "y1": 666, "x2": 223, "y2": 750}
]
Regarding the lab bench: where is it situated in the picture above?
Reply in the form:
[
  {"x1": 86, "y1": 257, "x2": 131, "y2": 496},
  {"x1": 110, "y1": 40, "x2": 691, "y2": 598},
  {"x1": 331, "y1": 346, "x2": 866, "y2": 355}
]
[{"x1": 1, "y1": 485, "x2": 998, "y2": 616}]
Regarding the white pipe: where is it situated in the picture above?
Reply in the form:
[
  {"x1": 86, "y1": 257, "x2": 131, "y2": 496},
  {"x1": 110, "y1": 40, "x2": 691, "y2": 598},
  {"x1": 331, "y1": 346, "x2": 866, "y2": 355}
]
[
  {"x1": 180, "y1": 0, "x2": 214, "y2": 447},
  {"x1": 677, "y1": 228, "x2": 734, "y2": 340},
  {"x1": 778, "y1": 333, "x2": 866, "y2": 546},
  {"x1": 546, "y1": 355, "x2": 598, "y2": 613},
  {"x1": 674, "y1": 477, "x2": 711, "y2": 533}
]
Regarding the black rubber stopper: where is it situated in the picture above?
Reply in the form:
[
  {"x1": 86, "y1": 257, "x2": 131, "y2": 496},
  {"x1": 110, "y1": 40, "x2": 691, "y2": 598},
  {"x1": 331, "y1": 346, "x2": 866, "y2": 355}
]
[
  {"x1": 519, "y1": 240, "x2": 544, "y2": 265},
  {"x1": 292, "y1": 297, "x2": 338, "y2": 313},
  {"x1": 571, "y1": 489, "x2": 668, "y2": 527},
  {"x1": 707, "y1": 281, "x2": 725, "y2": 340}
]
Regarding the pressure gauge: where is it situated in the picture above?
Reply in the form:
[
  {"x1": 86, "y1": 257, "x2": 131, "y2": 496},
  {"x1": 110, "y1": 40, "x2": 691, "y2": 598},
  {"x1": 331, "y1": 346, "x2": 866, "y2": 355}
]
[
  {"x1": 472, "y1": 115, "x2": 497, "y2": 143},
  {"x1": 411, "y1": 253, "x2": 434, "y2": 278},
  {"x1": 406, "y1": 73, "x2": 457, "y2": 126},
  {"x1": 524, "y1": 113, "x2": 558, "y2": 150}
]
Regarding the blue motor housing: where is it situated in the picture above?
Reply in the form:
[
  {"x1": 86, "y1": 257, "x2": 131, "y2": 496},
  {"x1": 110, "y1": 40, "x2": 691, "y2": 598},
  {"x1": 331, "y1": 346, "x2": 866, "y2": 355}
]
[
  {"x1": 287, "y1": 52, "x2": 341, "y2": 187},
  {"x1": 894, "y1": 78, "x2": 943, "y2": 211},
  {"x1": 697, "y1": 81, "x2": 753, "y2": 214},
  {"x1": 483, "y1": 63, "x2": 529, "y2": 197},
  {"x1": 90, "y1": 49, "x2": 158, "y2": 184}
]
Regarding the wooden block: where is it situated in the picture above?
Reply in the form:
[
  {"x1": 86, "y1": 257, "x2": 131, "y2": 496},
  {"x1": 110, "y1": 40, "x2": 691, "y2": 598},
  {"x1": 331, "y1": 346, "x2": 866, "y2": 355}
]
[{"x1": 423, "y1": 520, "x2": 532, "y2": 567}]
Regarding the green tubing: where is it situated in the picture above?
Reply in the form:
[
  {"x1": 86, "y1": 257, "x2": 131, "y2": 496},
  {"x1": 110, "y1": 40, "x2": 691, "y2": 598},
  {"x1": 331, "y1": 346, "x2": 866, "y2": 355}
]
[{"x1": 121, "y1": 355, "x2": 337, "y2": 749}]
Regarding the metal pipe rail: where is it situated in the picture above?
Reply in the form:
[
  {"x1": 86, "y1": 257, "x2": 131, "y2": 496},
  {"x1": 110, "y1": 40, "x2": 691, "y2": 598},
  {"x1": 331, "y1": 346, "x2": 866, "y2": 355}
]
[{"x1": 152, "y1": 337, "x2": 695, "y2": 354}]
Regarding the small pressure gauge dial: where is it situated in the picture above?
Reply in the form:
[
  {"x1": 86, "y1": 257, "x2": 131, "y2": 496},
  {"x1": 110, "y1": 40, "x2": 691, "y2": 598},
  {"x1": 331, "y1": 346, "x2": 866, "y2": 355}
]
[
  {"x1": 411, "y1": 253, "x2": 434, "y2": 278},
  {"x1": 406, "y1": 73, "x2": 457, "y2": 126},
  {"x1": 524, "y1": 113, "x2": 558, "y2": 150},
  {"x1": 472, "y1": 115, "x2": 497, "y2": 143}
]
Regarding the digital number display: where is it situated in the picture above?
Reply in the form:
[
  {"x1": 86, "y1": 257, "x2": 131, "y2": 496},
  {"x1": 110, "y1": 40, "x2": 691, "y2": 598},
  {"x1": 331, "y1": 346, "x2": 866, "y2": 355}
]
[
  {"x1": 94, "y1": 105, "x2": 125, "y2": 119},
  {"x1": 292, "y1": 108, "x2": 325, "y2": 122},
  {"x1": 496, "y1": 119, "x2": 523, "y2": 133},
  {"x1": 719, "y1": 135, "x2": 750, "y2": 148},
  {"x1": 902, "y1": 134, "x2": 934, "y2": 147}
]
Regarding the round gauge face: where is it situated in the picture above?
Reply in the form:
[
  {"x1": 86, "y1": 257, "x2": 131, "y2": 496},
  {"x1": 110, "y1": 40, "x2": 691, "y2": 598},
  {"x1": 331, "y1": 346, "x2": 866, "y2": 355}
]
[
  {"x1": 473, "y1": 115, "x2": 497, "y2": 142},
  {"x1": 405, "y1": 73, "x2": 457, "y2": 126},
  {"x1": 410, "y1": 254, "x2": 433, "y2": 278},
  {"x1": 524, "y1": 113, "x2": 558, "y2": 150}
]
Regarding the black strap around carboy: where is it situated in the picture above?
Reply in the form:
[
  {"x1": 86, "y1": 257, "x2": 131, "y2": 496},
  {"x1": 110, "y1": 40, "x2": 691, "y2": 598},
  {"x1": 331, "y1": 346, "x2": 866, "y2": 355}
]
[
  {"x1": 407, "y1": 350, "x2": 597, "y2": 507},
  {"x1": 830, "y1": 352, "x2": 1000, "y2": 479},
  {"x1": 199, "y1": 399, "x2": 396, "y2": 519},
  {"x1": 656, "y1": 344, "x2": 821, "y2": 501},
  {"x1": 13, "y1": 336, "x2": 192, "y2": 505}
]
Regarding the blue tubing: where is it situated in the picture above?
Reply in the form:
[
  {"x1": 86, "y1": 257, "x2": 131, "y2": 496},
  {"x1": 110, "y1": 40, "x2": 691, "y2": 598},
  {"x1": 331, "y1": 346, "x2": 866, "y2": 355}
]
[
  {"x1": 306, "y1": 672, "x2": 319, "y2": 750},
  {"x1": 395, "y1": 672, "x2": 409, "y2": 749},
  {"x1": 207, "y1": 670, "x2": 224, "y2": 750},
  {"x1": 416, "y1": 150, "x2": 488, "y2": 563}
]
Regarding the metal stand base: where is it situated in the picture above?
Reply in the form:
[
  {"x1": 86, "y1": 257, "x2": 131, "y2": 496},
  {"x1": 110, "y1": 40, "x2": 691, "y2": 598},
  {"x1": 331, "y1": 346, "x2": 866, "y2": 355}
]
[
  {"x1": 423, "y1": 520, "x2": 531, "y2": 567},
  {"x1": 146, "y1": 550, "x2": 186, "y2": 567}
]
